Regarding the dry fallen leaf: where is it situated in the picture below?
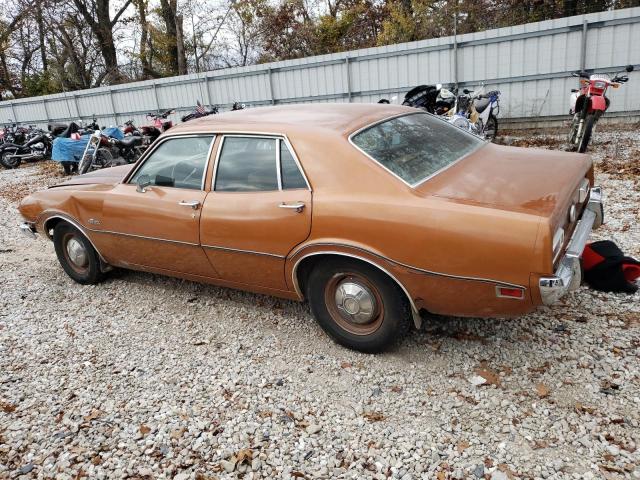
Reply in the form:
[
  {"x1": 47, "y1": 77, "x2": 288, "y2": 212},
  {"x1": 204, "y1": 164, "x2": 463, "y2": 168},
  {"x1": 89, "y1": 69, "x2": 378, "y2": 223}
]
[
  {"x1": 390, "y1": 385, "x2": 403, "y2": 393},
  {"x1": 474, "y1": 367, "x2": 501, "y2": 386},
  {"x1": 340, "y1": 361, "x2": 352, "y2": 369},
  {"x1": 575, "y1": 402, "x2": 596, "y2": 415},
  {"x1": 535, "y1": 383, "x2": 550, "y2": 398},
  {"x1": 363, "y1": 411, "x2": 385, "y2": 422},
  {"x1": 236, "y1": 448, "x2": 253, "y2": 464},
  {"x1": 436, "y1": 472, "x2": 446, "y2": 480},
  {"x1": 291, "y1": 472, "x2": 307, "y2": 479},
  {"x1": 457, "y1": 440, "x2": 470, "y2": 452},
  {"x1": 139, "y1": 424, "x2": 151, "y2": 435},
  {"x1": 1, "y1": 402, "x2": 16, "y2": 413}
]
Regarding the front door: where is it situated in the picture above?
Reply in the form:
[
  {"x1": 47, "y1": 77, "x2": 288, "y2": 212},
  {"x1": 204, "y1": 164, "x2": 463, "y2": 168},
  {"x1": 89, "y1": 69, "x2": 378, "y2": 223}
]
[
  {"x1": 200, "y1": 135, "x2": 312, "y2": 290},
  {"x1": 96, "y1": 135, "x2": 217, "y2": 277}
]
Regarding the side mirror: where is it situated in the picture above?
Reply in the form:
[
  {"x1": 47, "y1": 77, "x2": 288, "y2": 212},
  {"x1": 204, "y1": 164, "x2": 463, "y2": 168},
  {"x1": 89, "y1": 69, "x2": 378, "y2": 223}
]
[
  {"x1": 626, "y1": 65, "x2": 634, "y2": 72},
  {"x1": 136, "y1": 174, "x2": 152, "y2": 193}
]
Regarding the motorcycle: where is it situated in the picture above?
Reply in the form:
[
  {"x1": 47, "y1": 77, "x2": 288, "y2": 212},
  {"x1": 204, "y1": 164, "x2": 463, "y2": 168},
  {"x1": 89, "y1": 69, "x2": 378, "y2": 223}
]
[
  {"x1": 77, "y1": 130, "x2": 143, "y2": 174},
  {"x1": 568, "y1": 64, "x2": 633, "y2": 152},
  {"x1": 181, "y1": 101, "x2": 219, "y2": 122},
  {"x1": 141, "y1": 109, "x2": 175, "y2": 144},
  {"x1": 467, "y1": 86, "x2": 500, "y2": 140},
  {"x1": 0, "y1": 128, "x2": 52, "y2": 169}
]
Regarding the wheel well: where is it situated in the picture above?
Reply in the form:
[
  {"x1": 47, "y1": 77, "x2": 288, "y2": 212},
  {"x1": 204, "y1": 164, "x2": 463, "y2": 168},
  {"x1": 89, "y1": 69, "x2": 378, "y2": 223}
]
[
  {"x1": 43, "y1": 217, "x2": 65, "y2": 239},
  {"x1": 294, "y1": 253, "x2": 414, "y2": 310}
]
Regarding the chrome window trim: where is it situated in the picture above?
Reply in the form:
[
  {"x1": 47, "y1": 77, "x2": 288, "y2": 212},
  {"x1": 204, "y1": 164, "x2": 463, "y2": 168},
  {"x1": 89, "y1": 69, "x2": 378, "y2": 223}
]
[
  {"x1": 212, "y1": 133, "x2": 312, "y2": 193},
  {"x1": 276, "y1": 138, "x2": 283, "y2": 190},
  {"x1": 289, "y1": 242, "x2": 526, "y2": 290},
  {"x1": 347, "y1": 111, "x2": 486, "y2": 189},
  {"x1": 123, "y1": 133, "x2": 216, "y2": 191},
  {"x1": 202, "y1": 244, "x2": 285, "y2": 258}
]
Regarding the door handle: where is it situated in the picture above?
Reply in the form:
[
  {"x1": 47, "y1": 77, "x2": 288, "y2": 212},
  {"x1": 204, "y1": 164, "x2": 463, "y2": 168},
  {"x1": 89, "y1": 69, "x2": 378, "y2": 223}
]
[
  {"x1": 279, "y1": 202, "x2": 305, "y2": 213},
  {"x1": 178, "y1": 200, "x2": 201, "y2": 210}
]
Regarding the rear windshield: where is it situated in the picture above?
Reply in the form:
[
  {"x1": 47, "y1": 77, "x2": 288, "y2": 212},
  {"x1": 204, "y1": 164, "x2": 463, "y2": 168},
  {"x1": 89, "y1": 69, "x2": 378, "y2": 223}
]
[{"x1": 351, "y1": 113, "x2": 483, "y2": 186}]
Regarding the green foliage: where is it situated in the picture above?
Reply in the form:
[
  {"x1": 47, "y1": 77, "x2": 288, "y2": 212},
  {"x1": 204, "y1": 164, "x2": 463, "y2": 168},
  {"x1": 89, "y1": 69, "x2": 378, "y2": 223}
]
[{"x1": 21, "y1": 70, "x2": 62, "y2": 97}]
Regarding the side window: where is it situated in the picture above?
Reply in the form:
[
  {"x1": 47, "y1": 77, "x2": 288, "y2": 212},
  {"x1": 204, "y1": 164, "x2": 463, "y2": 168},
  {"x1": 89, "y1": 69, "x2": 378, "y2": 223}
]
[
  {"x1": 215, "y1": 137, "x2": 278, "y2": 192},
  {"x1": 130, "y1": 136, "x2": 214, "y2": 190},
  {"x1": 280, "y1": 141, "x2": 307, "y2": 189}
]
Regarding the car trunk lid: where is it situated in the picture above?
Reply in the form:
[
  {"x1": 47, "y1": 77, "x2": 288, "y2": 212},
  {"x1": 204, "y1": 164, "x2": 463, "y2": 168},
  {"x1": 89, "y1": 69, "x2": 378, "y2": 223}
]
[{"x1": 414, "y1": 143, "x2": 593, "y2": 221}]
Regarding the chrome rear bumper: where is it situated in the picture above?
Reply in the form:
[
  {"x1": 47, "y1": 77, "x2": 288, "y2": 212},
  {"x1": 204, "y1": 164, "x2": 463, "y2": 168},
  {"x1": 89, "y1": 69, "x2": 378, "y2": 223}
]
[
  {"x1": 20, "y1": 222, "x2": 37, "y2": 239},
  {"x1": 539, "y1": 187, "x2": 603, "y2": 305}
]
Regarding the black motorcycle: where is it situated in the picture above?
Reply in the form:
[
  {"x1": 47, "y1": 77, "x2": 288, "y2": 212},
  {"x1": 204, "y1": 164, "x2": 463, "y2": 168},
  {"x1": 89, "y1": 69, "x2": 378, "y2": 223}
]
[
  {"x1": 181, "y1": 101, "x2": 219, "y2": 122},
  {"x1": 0, "y1": 128, "x2": 52, "y2": 169}
]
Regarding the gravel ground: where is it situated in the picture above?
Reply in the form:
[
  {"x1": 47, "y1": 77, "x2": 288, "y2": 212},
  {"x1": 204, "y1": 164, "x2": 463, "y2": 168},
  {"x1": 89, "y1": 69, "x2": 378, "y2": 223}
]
[{"x1": 1, "y1": 128, "x2": 639, "y2": 480}]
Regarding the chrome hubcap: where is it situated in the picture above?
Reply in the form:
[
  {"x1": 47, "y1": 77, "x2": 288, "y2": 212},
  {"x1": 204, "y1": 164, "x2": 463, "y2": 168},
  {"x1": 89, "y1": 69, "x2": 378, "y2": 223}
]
[
  {"x1": 66, "y1": 237, "x2": 88, "y2": 268},
  {"x1": 334, "y1": 280, "x2": 377, "y2": 325}
]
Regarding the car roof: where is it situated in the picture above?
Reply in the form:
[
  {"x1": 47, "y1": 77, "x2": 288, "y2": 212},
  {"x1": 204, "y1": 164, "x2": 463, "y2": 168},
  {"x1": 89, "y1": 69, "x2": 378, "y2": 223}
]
[{"x1": 168, "y1": 103, "x2": 414, "y2": 137}]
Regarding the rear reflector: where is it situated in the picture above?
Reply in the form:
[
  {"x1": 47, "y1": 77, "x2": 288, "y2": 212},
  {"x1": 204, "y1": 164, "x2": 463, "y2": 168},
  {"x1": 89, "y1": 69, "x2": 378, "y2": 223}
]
[{"x1": 496, "y1": 287, "x2": 525, "y2": 299}]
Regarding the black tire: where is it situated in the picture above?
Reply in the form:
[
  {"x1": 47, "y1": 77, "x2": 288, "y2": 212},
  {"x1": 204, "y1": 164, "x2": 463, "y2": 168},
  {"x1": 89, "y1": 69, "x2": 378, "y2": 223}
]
[
  {"x1": 62, "y1": 162, "x2": 73, "y2": 175},
  {"x1": 53, "y1": 223, "x2": 106, "y2": 285},
  {"x1": 0, "y1": 149, "x2": 21, "y2": 169},
  {"x1": 567, "y1": 115, "x2": 580, "y2": 151},
  {"x1": 78, "y1": 153, "x2": 92, "y2": 174},
  {"x1": 485, "y1": 115, "x2": 498, "y2": 141},
  {"x1": 577, "y1": 114, "x2": 596, "y2": 153},
  {"x1": 306, "y1": 258, "x2": 411, "y2": 353}
]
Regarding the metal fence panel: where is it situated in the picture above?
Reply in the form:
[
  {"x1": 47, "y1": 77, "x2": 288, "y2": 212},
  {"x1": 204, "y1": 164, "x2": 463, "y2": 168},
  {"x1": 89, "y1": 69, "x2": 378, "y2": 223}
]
[{"x1": 1, "y1": 6, "x2": 639, "y2": 128}]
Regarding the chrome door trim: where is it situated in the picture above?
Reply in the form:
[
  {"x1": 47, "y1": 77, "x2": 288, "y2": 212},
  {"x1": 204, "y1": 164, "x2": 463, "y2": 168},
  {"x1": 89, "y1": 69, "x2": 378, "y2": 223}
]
[
  {"x1": 202, "y1": 244, "x2": 285, "y2": 258},
  {"x1": 289, "y1": 242, "x2": 526, "y2": 290},
  {"x1": 89, "y1": 228, "x2": 200, "y2": 246}
]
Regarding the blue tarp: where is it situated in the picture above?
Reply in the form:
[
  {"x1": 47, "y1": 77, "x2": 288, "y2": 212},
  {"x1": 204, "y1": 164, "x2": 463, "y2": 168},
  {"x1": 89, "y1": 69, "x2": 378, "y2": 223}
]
[
  {"x1": 51, "y1": 135, "x2": 91, "y2": 163},
  {"x1": 51, "y1": 128, "x2": 124, "y2": 162},
  {"x1": 102, "y1": 127, "x2": 124, "y2": 140}
]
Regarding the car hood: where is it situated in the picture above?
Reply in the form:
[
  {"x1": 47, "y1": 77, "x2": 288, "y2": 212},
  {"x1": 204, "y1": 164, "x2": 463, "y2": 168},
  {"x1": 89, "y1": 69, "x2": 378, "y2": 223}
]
[
  {"x1": 415, "y1": 143, "x2": 592, "y2": 218},
  {"x1": 50, "y1": 164, "x2": 134, "y2": 188}
]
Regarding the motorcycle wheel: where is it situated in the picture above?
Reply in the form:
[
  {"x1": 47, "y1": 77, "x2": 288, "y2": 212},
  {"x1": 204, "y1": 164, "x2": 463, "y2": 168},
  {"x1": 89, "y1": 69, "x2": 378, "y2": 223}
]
[
  {"x1": 485, "y1": 115, "x2": 498, "y2": 141},
  {"x1": 577, "y1": 114, "x2": 596, "y2": 153},
  {"x1": 567, "y1": 115, "x2": 580, "y2": 150},
  {"x1": 0, "y1": 150, "x2": 21, "y2": 169}
]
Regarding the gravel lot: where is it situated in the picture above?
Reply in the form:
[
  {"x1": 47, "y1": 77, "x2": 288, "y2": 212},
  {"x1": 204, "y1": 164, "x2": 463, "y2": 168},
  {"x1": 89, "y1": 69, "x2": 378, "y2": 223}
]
[{"x1": 1, "y1": 127, "x2": 639, "y2": 480}]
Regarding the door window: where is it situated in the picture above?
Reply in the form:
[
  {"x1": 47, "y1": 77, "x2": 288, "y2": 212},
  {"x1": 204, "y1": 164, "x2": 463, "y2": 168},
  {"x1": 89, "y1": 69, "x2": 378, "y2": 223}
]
[
  {"x1": 215, "y1": 137, "x2": 278, "y2": 192},
  {"x1": 130, "y1": 136, "x2": 214, "y2": 190},
  {"x1": 280, "y1": 141, "x2": 308, "y2": 189},
  {"x1": 215, "y1": 136, "x2": 308, "y2": 192}
]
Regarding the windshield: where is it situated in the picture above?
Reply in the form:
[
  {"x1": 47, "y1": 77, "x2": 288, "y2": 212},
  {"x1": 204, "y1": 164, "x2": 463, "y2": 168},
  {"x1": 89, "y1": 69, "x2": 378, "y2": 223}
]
[{"x1": 351, "y1": 113, "x2": 484, "y2": 186}]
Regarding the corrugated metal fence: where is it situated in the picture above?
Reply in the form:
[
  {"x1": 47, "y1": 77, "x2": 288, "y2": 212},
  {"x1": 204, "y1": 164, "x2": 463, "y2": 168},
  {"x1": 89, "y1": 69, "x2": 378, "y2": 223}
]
[{"x1": 1, "y1": 6, "x2": 639, "y2": 129}]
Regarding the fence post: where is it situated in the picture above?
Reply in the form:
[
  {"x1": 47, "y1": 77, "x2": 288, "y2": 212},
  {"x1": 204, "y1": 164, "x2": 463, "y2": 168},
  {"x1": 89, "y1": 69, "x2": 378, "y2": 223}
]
[
  {"x1": 108, "y1": 89, "x2": 118, "y2": 125},
  {"x1": 72, "y1": 95, "x2": 81, "y2": 119},
  {"x1": 268, "y1": 68, "x2": 276, "y2": 105},
  {"x1": 580, "y1": 19, "x2": 588, "y2": 71},
  {"x1": 152, "y1": 83, "x2": 161, "y2": 111},
  {"x1": 345, "y1": 57, "x2": 352, "y2": 102},
  {"x1": 43, "y1": 99, "x2": 50, "y2": 123},
  {"x1": 453, "y1": 13, "x2": 458, "y2": 91},
  {"x1": 203, "y1": 76, "x2": 212, "y2": 107},
  {"x1": 9, "y1": 103, "x2": 17, "y2": 123}
]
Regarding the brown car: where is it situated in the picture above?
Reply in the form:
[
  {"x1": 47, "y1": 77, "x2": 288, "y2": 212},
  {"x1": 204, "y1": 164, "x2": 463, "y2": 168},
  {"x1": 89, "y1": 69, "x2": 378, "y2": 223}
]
[{"x1": 18, "y1": 104, "x2": 604, "y2": 352}]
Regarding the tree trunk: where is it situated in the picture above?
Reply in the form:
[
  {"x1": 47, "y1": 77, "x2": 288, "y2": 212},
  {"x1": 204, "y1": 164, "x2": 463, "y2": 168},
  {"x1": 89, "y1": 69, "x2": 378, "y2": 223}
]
[
  {"x1": 35, "y1": 0, "x2": 48, "y2": 70},
  {"x1": 176, "y1": 13, "x2": 187, "y2": 75},
  {"x1": 159, "y1": 0, "x2": 179, "y2": 75}
]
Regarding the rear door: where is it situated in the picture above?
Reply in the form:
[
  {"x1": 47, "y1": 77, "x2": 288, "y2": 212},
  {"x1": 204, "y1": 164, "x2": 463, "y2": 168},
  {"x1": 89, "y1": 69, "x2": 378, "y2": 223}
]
[{"x1": 200, "y1": 135, "x2": 311, "y2": 290}]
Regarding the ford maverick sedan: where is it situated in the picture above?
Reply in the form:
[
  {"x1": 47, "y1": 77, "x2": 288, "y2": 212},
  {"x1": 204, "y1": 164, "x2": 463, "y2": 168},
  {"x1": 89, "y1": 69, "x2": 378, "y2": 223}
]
[{"x1": 19, "y1": 104, "x2": 604, "y2": 352}]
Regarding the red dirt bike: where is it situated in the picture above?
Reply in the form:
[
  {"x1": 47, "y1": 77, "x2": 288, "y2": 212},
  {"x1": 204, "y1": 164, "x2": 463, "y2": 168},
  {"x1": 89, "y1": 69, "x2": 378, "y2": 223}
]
[
  {"x1": 141, "y1": 109, "x2": 175, "y2": 144},
  {"x1": 568, "y1": 65, "x2": 633, "y2": 152}
]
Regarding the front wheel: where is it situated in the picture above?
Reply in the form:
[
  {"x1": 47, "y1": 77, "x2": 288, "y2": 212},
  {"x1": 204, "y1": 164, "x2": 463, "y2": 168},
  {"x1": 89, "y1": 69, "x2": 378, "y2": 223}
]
[
  {"x1": 0, "y1": 150, "x2": 21, "y2": 169},
  {"x1": 53, "y1": 223, "x2": 106, "y2": 285},
  {"x1": 484, "y1": 115, "x2": 498, "y2": 141},
  {"x1": 306, "y1": 259, "x2": 411, "y2": 353},
  {"x1": 577, "y1": 114, "x2": 597, "y2": 153}
]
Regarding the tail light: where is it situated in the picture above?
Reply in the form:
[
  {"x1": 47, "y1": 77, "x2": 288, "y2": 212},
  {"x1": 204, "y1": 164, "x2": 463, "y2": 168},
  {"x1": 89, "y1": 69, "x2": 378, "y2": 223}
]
[{"x1": 496, "y1": 287, "x2": 525, "y2": 299}]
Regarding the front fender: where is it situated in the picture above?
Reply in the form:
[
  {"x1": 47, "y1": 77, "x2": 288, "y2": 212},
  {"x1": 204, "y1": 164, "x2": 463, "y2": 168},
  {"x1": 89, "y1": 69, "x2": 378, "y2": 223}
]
[{"x1": 589, "y1": 96, "x2": 607, "y2": 112}]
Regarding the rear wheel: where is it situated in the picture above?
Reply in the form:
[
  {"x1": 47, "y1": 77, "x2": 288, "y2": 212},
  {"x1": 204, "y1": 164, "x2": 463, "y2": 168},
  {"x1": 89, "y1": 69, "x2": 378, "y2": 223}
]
[
  {"x1": 0, "y1": 149, "x2": 21, "y2": 169},
  {"x1": 306, "y1": 259, "x2": 411, "y2": 353},
  {"x1": 577, "y1": 114, "x2": 596, "y2": 153},
  {"x1": 53, "y1": 223, "x2": 106, "y2": 284}
]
